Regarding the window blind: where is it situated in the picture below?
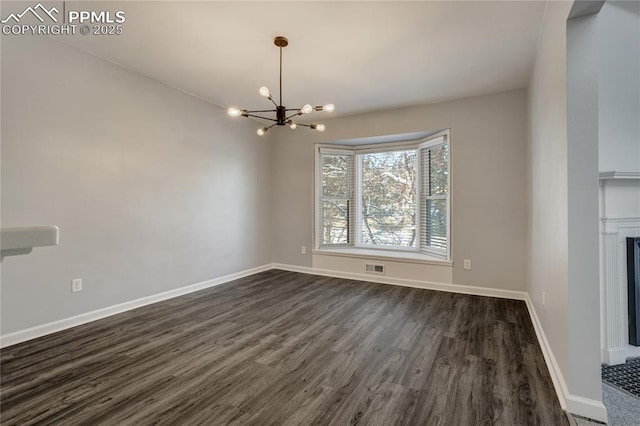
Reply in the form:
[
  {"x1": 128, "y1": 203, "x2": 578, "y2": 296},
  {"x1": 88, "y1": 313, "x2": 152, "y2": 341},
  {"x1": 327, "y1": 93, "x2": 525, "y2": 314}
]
[
  {"x1": 419, "y1": 137, "x2": 449, "y2": 258},
  {"x1": 318, "y1": 149, "x2": 354, "y2": 246}
]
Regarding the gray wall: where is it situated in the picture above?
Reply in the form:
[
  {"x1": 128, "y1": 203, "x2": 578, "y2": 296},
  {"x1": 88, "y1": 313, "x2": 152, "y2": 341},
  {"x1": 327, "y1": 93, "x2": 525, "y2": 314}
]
[
  {"x1": 598, "y1": 0, "x2": 640, "y2": 173},
  {"x1": 528, "y1": 0, "x2": 606, "y2": 412},
  {"x1": 526, "y1": 0, "x2": 571, "y2": 398},
  {"x1": 271, "y1": 89, "x2": 528, "y2": 291},
  {"x1": 567, "y1": 10, "x2": 603, "y2": 403},
  {"x1": 1, "y1": 36, "x2": 272, "y2": 334}
]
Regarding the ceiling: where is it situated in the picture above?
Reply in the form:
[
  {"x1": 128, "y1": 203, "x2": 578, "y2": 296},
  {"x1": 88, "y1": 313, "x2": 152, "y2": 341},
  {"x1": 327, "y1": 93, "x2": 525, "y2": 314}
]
[{"x1": 57, "y1": 1, "x2": 548, "y2": 117}]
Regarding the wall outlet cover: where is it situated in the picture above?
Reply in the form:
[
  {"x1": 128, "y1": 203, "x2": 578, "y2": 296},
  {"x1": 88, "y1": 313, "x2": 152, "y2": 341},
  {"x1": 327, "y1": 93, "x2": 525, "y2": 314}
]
[{"x1": 71, "y1": 278, "x2": 82, "y2": 293}]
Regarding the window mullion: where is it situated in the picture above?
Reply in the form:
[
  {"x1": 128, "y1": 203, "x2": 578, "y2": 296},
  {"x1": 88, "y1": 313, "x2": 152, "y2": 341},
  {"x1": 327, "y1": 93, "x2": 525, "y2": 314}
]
[
  {"x1": 354, "y1": 154, "x2": 362, "y2": 247},
  {"x1": 415, "y1": 149, "x2": 421, "y2": 254}
]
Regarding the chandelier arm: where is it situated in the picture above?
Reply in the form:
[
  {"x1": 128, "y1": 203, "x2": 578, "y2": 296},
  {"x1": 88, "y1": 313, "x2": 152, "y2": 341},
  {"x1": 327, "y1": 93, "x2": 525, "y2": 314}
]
[
  {"x1": 285, "y1": 112, "x2": 304, "y2": 120},
  {"x1": 246, "y1": 109, "x2": 278, "y2": 113},
  {"x1": 295, "y1": 123, "x2": 312, "y2": 128},
  {"x1": 268, "y1": 97, "x2": 279, "y2": 108},
  {"x1": 245, "y1": 114, "x2": 279, "y2": 122},
  {"x1": 267, "y1": 123, "x2": 278, "y2": 130}
]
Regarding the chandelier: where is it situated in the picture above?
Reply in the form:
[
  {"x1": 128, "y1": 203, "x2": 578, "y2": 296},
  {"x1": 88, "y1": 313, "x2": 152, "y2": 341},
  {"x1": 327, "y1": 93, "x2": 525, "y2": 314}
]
[{"x1": 227, "y1": 36, "x2": 335, "y2": 136}]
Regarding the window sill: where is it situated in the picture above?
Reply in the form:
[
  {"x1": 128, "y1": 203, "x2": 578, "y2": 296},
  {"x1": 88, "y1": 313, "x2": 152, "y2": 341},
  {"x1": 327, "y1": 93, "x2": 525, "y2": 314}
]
[{"x1": 312, "y1": 248, "x2": 452, "y2": 266}]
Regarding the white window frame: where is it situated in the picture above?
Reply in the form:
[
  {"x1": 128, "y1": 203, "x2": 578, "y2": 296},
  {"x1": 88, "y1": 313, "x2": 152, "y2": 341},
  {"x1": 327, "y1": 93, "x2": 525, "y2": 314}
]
[
  {"x1": 354, "y1": 147, "x2": 420, "y2": 252},
  {"x1": 316, "y1": 147, "x2": 355, "y2": 249},
  {"x1": 314, "y1": 130, "x2": 450, "y2": 260},
  {"x1": 418, "y1": 133, "x2": 450, "y2": 260}
]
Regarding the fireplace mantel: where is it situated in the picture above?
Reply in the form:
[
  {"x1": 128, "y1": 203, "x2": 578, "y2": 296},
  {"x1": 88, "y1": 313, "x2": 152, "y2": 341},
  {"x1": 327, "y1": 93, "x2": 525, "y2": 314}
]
[{"x1": 600, "y1": 171, "x2": 640, "y2": 181}]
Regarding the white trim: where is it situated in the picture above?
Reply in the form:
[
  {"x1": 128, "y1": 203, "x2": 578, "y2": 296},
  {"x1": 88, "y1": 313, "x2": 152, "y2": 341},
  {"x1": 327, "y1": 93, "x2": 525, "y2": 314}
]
[
  {"x1": 315, "y1": 145, "x2": 321, "y2": 249},
  {"x1": 524, "y1": 294, "x2": 608, "y2": 423},
  {"x1": 319, "y1": 147, "x2": 355, "y2": 156},
  {"x1": 353, "y1": 141, "x2": 421, "y2": 154},
  {"x1": 599, "y1": 171, "x2": 640, "y2": 181},
  {"x1": 316, "y1": 143, "x2": 355, "y2": 151},
  {"x1": 312, "y1": 248, "x2": 453, "y2": 266},
  {"x1": 417, "y1": 134, "x2": 446, "y2": 150},
  {"x1": 414, "y1": 144, "x2": 422, "y2": 255},
  {"x1": 601, "y1": 216, "x2": 640, "y2": 223},
  {"x1": 523, "y1": 295, "x2": 569, "y2": 410},
  {"x1": 0, "y1": 264, "x2": 272, "y2": 348},
  {"x1": 317, "y1": 139, "x2": 430, "y2": 154},
  {"x1": 354, "y1": 151, "x2": 363, "y2": 246},
  {"x1": 315, "y1": 148, "x2": 355, "y2": 249},
  {"x1": 272, "y1": 263, "x2": 526, "y2": 300},
  {"x1": 327, "y1": 131, "x2": 439, "y2": 147},
  {"x1": 565, "y1": 396, "x2": 608, "y2": 424},
  {"x1": 0, "y1": 262, "x2": 513, "y2": 348},
  {"x1": 602, "y1": 345, "x2": 640, "y2": 365},
  {"x1": 419, "y1": 130, "x2": 451, "y2": 260}
]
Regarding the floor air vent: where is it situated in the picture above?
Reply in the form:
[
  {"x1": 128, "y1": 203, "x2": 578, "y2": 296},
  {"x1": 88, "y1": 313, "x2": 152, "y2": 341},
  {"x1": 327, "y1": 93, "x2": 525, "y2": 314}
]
[{"x1": 365, "y1": 264, "x2": 385, "y2": 275}]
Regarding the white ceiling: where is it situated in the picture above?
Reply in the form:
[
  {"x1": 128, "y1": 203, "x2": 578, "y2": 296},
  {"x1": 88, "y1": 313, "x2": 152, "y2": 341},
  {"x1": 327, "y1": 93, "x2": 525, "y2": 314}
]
[{"x1": 58, "y1": 1, "x2": 548, "y2": 117}]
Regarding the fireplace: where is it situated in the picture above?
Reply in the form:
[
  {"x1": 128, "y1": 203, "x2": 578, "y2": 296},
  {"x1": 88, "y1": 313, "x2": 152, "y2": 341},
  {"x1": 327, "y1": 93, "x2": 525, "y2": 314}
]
[
  {"x1": 600, "y1": 171, "x2": 640, "y2": 364},
  {"x1": 629, "y1": 237, "x2": 640, "y2": 347}
]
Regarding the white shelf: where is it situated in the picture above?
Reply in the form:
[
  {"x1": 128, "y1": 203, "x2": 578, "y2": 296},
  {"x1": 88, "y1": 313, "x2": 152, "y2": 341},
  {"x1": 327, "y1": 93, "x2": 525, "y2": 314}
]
[
  {"x1": 1, "y1": 226, "x2": 59, "y2": 259},
  {"x1": 599, "y1": 171, "x2": 640, "y2": 181}
]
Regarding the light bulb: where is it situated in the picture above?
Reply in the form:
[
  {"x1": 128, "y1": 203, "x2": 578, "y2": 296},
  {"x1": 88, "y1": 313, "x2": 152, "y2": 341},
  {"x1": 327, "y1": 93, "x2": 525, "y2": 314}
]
[
  {"x1": 259, "y1": 87, "x2": 271, "y2": 98},
  {"x1": 316, "y1": 124, "x2": 326, "y2": 132},
  {"x1": 257, "y1": 127, "x2": 268, "y2": 136},
  {"x1": 301, "y1": 104, "x2": 313, "y2": 114},
  {"x1": 289, "y1": 122, "x2": 297, "y2": 129},
  {"x1": 323, "y1": 104, "x2": 335, "y2": 112},
  {"x1": 228, "y1": 107, "x2": 242, "y2": 117}
]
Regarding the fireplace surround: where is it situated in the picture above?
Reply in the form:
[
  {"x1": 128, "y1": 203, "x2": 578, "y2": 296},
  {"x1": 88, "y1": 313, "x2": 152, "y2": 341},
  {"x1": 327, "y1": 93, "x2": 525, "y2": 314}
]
[
  {"x1": 628, "y1": 237, "x2": 640, "y2": 347},
  {"x1": 600, "y1": 171, "x2": 640, "y2": 365}
]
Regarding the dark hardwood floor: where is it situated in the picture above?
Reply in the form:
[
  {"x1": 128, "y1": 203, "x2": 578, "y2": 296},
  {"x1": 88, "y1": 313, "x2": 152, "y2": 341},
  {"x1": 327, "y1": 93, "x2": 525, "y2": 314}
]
[{"x1": 1, "y1": 269, "x2": 568, "y2": 425}]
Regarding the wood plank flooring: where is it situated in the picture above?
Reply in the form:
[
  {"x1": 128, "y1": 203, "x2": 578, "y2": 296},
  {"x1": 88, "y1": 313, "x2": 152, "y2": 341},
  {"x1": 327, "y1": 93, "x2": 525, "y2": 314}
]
[{"x1": 1, "y1": 270, "x2": 568, "y2": 425}]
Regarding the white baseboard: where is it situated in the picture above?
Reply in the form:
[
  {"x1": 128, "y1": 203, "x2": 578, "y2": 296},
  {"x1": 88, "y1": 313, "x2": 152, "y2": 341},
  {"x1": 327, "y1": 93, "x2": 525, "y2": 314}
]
[
  {"x1": 524, "y1": 295, "x2": 608, "y2": 423},
  {"x1": 565, "y1": 395, "x2": 608, "y2": 424},
  {"x1": 523, "y1": 295, "x2": 570, "y2": 410},
  {"x1": 0, "y1": 264, "x2": 272, "y2": 348},
  {"x1": 1, "y1": 263, "x2": 526, "y2": 349},
  {"x1": 272, "y1": 263, "x2": 528, "y2": 301},
  {"x1": 602, "y1": 345, "x2": 640, "y2": 365}
]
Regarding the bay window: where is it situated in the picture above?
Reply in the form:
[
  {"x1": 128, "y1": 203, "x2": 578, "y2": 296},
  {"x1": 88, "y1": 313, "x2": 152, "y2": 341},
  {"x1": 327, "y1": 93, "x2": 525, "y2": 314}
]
[{"x1": 316, "y1": 132, "x2": 450, "y2": 260}]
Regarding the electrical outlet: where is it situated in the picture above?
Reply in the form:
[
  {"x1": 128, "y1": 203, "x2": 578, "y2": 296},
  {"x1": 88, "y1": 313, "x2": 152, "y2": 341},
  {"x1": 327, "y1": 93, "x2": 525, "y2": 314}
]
[
  {"x1": 542, "y1": 291, "x2": 546, "y2": 307},
  {"x1": 301, "y1": 246, "x2": 306, "y2": 255},
  {"x1": 464, "y1": 259, "x2": 471, "y2": 270},
  {"x1": 71, "y1": 278, "x2": 82, "y2": 293}
]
